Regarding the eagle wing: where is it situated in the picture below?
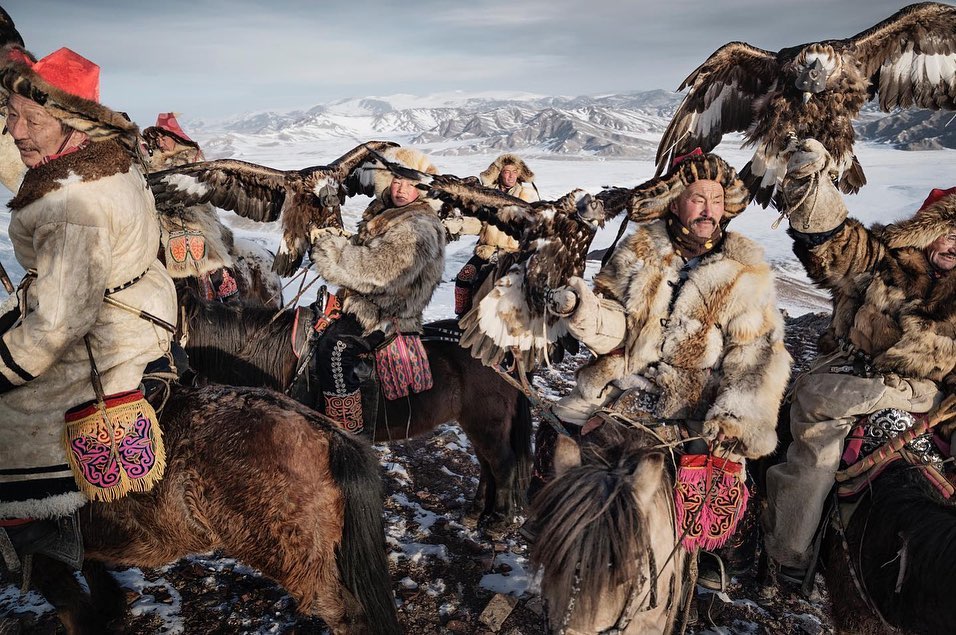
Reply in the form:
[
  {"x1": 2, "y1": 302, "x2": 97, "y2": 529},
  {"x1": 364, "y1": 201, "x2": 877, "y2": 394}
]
[
  {"x1": 149, "y1": 159, "x2": 292, "y2": 222},
  {"x1": 0, "y1": 6, "x2": 23, "y2": 47},
  {"x1": 327, "y1": 140, "x2": 400, "y2": 198},
  {"x1": 847, "y1": 2, "x2": 956, "y2": 110},
  {"x1": 655, "y1": 42, "x2": 779, "y2": 174}
]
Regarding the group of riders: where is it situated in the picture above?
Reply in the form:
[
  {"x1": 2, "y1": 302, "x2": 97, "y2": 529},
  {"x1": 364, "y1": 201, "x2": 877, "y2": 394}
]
[{"x1": 2, "y1": 36, "x2": 956, "y2": 628}]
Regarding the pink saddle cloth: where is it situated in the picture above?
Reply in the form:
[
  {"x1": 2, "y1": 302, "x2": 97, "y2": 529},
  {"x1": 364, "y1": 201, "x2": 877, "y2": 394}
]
[{"x1": 374, "y1": 333, "x2": 433, "y2": 400}]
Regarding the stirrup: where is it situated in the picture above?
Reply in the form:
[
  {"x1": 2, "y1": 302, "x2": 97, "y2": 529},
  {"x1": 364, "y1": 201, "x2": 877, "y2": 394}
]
[{"x1": 696, "y1": 549, "x2": 729, "y2": 592}]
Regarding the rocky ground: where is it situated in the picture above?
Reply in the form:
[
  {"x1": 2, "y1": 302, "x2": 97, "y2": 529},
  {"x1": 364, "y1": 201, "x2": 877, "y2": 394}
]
[{"x1": 1, "y1": 313, "x2": 837, "y2": 634}]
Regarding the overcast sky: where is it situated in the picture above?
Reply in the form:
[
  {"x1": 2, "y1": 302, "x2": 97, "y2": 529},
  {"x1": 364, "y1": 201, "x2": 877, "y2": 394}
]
[{"x1": 8, "y1": 0, "x2": 920, "y2": 126}]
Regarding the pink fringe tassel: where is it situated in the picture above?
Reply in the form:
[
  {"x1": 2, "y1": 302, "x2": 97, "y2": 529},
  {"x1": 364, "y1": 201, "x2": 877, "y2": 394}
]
[{"x1": 674, "y1": 456, "x2": 750, "y2": 552}]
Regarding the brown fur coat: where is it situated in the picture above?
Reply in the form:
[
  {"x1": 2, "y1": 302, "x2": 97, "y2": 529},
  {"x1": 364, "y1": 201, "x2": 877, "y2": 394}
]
[
  {"x1": 794, "y1": 194, "x2": 956, "y2": 382},
  {"x1": 571, "y1": 219, "x2": 791, "y2": 458},
  {"x1": 310, "y1": 198, "x2": 446, "y2": 335}
]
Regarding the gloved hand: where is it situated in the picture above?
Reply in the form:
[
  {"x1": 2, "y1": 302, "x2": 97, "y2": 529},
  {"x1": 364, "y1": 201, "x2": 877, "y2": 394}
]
[
  {"x1": 780, "y1": 138, "x2": 848, "y2": 234},
  {"x1": 547, "y1": 276, "x2": 592, "y2": 318},
  {"x1": 442, "y1": 216, "x2": 465, "y2": 239}
]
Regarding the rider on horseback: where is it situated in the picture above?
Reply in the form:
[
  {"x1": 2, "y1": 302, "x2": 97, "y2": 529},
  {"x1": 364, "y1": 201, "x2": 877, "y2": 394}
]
[
  {"x1": 764, "y1": 139, "x2": 956, "y2": 584},
  {"x1": 529, "y1": 149, "x2": 791, "y2": 585},
  {"x1": 309, "y1": 147, "x2": 446, "y2": 435},
  {"x1": 451, "y1": 153, "x2": 540, "y2": 316},
  {"x1": 0, "y1": 46, "x2": 177, "y2": 522}
]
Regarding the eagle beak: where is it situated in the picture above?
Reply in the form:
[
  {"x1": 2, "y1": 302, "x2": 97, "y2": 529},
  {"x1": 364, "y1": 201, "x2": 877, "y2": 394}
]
[{"x1": 802, "y1": 91, "x2": 812, "y2": 104}]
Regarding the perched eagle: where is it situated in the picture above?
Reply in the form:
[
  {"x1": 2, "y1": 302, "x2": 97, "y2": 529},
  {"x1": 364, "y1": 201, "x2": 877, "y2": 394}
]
[
  {"x1": 656, "y1": 2, "x2": 956, "y2": 207},
  {"x1": 148, "y1": 140, "x2": 398, "y2": 275},
  {"x1": 367, "y1": 150, "x2": 607, "y2": 365},
  {"x1": 457, "y1": 189, "x2": 605, "y2": 369}
]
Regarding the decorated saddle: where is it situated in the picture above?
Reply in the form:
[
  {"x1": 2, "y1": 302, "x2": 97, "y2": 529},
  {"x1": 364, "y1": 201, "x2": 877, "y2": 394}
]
[{"x1": 837, "y1": 408, "x2": 956, "y2": 500}]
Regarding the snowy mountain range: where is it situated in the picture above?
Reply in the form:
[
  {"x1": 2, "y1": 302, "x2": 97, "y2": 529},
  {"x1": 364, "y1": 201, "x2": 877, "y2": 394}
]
[{"x1": 192, "y1": 90, "x2": 956, "y2": 160}]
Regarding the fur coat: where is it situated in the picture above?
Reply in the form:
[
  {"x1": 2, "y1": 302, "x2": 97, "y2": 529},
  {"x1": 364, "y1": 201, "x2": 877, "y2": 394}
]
[
  {"x1": 558, "y1": 219, "x2": 791, "y2": 459},
  {"x1": 0, "y1": 141, "x2": 177, "y2": 519},
  {"x1": 310, "y1": 197, "x2": 446, "y2": 335},
  {"x1": 475, "y1": 154, "x2": 539, "y2": 259},
  {"x1": 794, "y1": 194, "x2": 956, "y2": 382}
]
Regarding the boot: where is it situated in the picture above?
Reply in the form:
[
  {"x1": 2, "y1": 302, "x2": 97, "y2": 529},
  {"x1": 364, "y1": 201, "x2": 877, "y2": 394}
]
[{"x1": 323, "y1": 389, "x2": 364, "y2": 435}]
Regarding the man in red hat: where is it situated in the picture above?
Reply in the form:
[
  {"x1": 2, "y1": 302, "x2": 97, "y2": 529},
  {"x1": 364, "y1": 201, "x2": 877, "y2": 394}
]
[
  {"x1": 764, "y1": 139, "x2": 956, "y2": 585},
  {"x1": 0, "y1": 46, "x2": 177, "y2": 524},
  {"x1": 141, "y1": 113, "x2": 282, "y2": 307},
  {"x1": 143, "y1": 112, "x2": 204, "y2": 170}
]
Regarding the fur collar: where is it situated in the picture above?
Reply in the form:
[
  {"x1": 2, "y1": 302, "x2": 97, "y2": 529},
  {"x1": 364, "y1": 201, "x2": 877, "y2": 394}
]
[{"x1": 9, "y1": 140, "x2": 132, "y2": 210}]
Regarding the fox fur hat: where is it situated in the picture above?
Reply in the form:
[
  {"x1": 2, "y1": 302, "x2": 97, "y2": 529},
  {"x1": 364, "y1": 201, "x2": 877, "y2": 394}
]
[
  {"x1": 883, "y1": 187, "x2": 956, "y2": 250},
  {"x1": 371, "y1": 146, "x2": 438, "y2": 200},
  {"x1": 0, "y1": 45, "x2": 139, "y2": 152},
  {"x1": 479, "y1": 153, "x2": 535, "y2": 187},
  {"x1": 624, "y1": 149, "x2": 750, "y2": 224}
]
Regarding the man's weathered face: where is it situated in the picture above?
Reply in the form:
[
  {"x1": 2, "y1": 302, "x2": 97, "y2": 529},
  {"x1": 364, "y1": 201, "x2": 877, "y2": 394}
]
[
  {"x1": 499, "y1": 164, "x2": 519, "y2": 189},
  {"x1": 926, "y1": 232, "x2": 956, "y2": 271},
  {"x1": 389, "y1": 176, "x2": 420, "y2": 207},
  {"x1": 670, "y1": 179, "x2": 724, "y2": 239},
  {"x1": 157, "y1": 134, "x2": 176, "y2": 152},
  {"x1": 6, "y1": 93, "x2": 72, "y2": 168}
]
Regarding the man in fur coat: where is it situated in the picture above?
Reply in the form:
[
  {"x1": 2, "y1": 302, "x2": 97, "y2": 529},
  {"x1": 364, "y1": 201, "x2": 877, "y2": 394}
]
[
  {"x1": 452, "y1": 153, "x2": 539, "y2": 315},
  {"x1": 309, "y1": 147, "x2": 445, "y2": 434},
  {"x1": 764, "y1": 140, "x2": 954, "y2": 582},
  {"x1": 528, "y1": 151, "x2": 791, "y2": 585},
  {"x1": 0, "y1": 46, "x2": 177, "y2": 521}
]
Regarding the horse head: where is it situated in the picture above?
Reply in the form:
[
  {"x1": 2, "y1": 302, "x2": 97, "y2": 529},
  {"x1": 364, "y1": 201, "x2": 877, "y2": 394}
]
[{"x1": 530, "y1": 422, "x2": 688, "y2": 634}]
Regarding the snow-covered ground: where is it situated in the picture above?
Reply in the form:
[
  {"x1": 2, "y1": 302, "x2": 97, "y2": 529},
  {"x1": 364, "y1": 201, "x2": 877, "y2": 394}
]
[{"x1": 0, "y1": 111, "x2": 952, "y2": 633}]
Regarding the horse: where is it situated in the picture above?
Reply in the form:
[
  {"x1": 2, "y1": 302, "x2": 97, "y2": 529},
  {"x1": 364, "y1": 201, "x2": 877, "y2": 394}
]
[
  {"x1": 176, "y1": 289, "x2": 533, "y2": 520},
  {"x1": 25, "y1": 384, "x2": 400, "y2": 635},
  {"x1": 819, "y1": 461, "x2": 956, "y2": 635},
  {"x1": 759, "y1": 399, "x2": 956, "y2": 635},
  {"x1": 529, "y1": 420, "x2": 691, "y2": 634}
]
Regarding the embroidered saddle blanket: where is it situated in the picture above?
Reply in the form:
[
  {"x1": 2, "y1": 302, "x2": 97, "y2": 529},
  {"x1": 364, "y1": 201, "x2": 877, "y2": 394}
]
[{"x1": 837, "y1": 408, "x2": 955, "y2": 500}]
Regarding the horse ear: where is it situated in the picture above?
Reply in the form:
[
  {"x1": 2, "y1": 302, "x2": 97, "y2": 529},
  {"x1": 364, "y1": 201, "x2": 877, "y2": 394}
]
[
  {"x1": 632, "y1": 452, "x2": 665, "y2": 507},
  {"x1": 553, "y1": 435, "x2": 582, "y2": 477}
]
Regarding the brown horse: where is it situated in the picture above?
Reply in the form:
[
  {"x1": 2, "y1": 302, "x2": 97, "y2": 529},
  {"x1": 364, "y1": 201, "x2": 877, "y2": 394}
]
[
  {"x1": 28, "y1": 384, "x2": 400, "y2": 635},
  {"x1": 177, "y1": 290, "x2": 533, "y2": 520},
  {"x1": 529, "y1": 422, "x2": 690, "y2": 634}
]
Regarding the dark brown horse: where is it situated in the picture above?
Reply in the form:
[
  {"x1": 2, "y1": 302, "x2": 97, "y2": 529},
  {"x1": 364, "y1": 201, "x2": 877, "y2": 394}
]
[
  {"x1": 529, "y1": 421, "x2": 690, "y2": 634},
  {"x1": 28, "y1": 384, "x2": 400, "y2": 635},
  {"x1": 177, "y1": 290, "x2": 533, "y2": 520}
]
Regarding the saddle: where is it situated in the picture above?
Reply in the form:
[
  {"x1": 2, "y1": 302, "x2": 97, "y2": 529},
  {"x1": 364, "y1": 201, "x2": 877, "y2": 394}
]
[{"x1": 837, "y1": 408, "x2": 956, "y2": 501}]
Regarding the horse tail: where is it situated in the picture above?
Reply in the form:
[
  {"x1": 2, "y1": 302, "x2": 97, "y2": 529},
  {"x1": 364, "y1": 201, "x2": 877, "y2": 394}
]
[
  {"x1": 510, "y1": 392, "x2": 533, "y2": 507},
  {"x1": 328, "y1": 431, "x2": 401, "y2": 635}
]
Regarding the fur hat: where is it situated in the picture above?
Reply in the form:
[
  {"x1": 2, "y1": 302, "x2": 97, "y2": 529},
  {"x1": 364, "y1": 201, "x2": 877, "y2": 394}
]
[
  {"x1": 623, "y1": 151, "x2": 749, "y2": 223},
  {"x1": 883, "y1": 188, "x2": 956, "y2": 250},
  {"x1": 479, "y1": 153, "x2": 534, "y2": 187},
  {"x1": 0, "y1": 45, "x2": 139, "y2": 151},
  {"x1": 372, "y1": 146, "x2": 438, "y2": 199},
  {"x1": 144, "y1": 112, "x2": 200, "y2": 149}
]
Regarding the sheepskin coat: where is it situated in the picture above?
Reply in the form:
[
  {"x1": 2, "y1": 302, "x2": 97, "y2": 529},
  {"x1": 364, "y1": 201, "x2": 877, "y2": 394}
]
[
  {"x1": 475, "y1": 154, "x2": 539, "y2": 258},
  {"x1": 793, "y1": 194, "x2": 956, "y2": 382},
  {"x1": 567, "y1": 219, "x2": 791, "y2": 459},
  {"x1": 0, "y1": 140, "x2": 177, "y2": 519},
  {"x1": 310, "y1": 196, "x2": 446, "y2": 335}
]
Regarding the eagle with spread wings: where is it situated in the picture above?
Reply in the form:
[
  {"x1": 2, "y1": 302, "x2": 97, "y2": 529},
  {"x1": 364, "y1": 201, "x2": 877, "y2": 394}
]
[
  {"x1": 656, "y1": 2, "x2": 956, "y2": 207},
  {"x1": 369, "y1": 151, "x2": 605, "y2": 367},
  {"x1": 148, "y1": 140, "x2": 398, "y2": 275}
]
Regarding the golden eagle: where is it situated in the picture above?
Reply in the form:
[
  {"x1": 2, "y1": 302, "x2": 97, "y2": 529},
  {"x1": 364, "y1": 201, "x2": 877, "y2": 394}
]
[
  {"x1": 656, "y1": 2, "x2": 956, "y2": 207},
  {"x1": 148, "y1": 140, "x2": 398, "y2": 275},
  {"x1": 368, "y1": 149, "x2": 606, "y2": 367}
]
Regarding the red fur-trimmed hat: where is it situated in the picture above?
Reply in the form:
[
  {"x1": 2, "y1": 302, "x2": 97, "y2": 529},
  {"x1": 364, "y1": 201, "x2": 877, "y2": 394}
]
[
  {"x1": 0, "y1": 44, "x2": 138, "y2": 150},
  {"x1": 143, "y1": 112, "x2": 201, "y2": 154},
  {"x1": 919, "y1": 187, "x2": 956, "y2": 212}
]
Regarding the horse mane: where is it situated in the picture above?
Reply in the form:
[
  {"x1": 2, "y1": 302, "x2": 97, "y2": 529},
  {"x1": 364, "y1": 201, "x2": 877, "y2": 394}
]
[
  {"x1": 178, "y1": 286, "x2": 297, "y2": 390},
  {"x1": 530, "y1": 424, "x2": 668, "y2": 619}
]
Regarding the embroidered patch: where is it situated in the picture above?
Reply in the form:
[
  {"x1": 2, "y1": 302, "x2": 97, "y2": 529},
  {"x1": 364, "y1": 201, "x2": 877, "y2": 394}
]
[
  {"x1": 325, "y1": 391, "x2": 364, "y2": 434},
  {"x1": 674, "y1": 454, "x2": 749, "y2": 551}
]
